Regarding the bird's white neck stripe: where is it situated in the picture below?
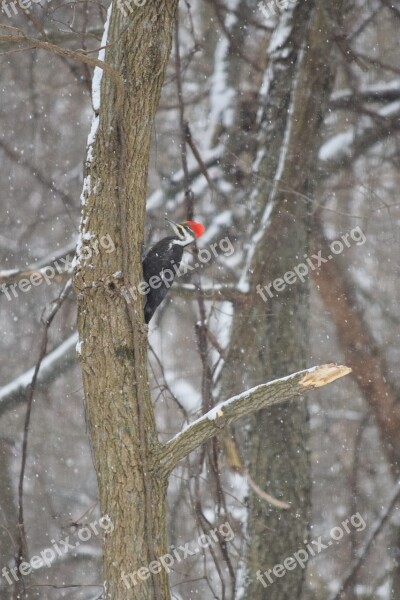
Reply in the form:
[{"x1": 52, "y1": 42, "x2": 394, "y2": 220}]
[{"x1": 171, "y1": 237, "x2": 194, "y2": 247}]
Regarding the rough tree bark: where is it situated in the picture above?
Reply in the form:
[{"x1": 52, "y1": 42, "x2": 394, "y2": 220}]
[{"x1": 73, "y1": 2, "x2": 180, "y2": 598}]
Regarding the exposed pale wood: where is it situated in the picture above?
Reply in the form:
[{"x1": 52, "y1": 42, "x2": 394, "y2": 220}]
[{"x1": 300, "y1": 364, "x2": 352, "y2": 389}]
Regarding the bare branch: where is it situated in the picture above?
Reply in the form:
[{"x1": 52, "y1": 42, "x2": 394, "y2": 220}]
[
  {"x1": 330, "y1": 80, "x2": 400, "y2": 110},
  {"x1": 0, "y1": 269, "x2": 70, "y2": 289},
  {"x1": 0, "y1": 139, "x2": 77, "y2": 216},
  {"x1": 224, "y1": 435, "x2": 290, "y2": 509},
  {"x1": 319, "y1": 103, "x2": 400, "y2": 173},
  {"x1": 0, "y1": 244, "x2": 75, "y2": 289},
  {"x1": 16, "y1": 280, "x2": 73, "y2": 581},
  {"x1": 174, "y1": 13, "x2": 194, "y2": 220},
  {"x1": 327, "y1": 479, "x2": 400, "y2": 600},
  {"x1": 0, "y1": 25, "x2": 124, "y2": 110},
  {"x1": 160, "y1": 364, "x2": 351, "y2": 475},
  {"x1": 0, "y1": 332, "x2": 78, "y2": 416},
  {"x1": 172, "y1": 283, "x2": 247, "y2": 305}
]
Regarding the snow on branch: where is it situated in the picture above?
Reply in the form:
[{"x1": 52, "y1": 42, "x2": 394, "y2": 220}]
[
  {"x1": 0, "y1": 333, "x2": 78, "y2": 416},
  {"x1": 160, "y1": 363, "x2": 351, "y2": 474},
  {"x1": 330, "y1": 79, "x2": 400, "y2": 110},
  {"x1": 0, "y1": 243, "x2": 75, "y2": 287},
  {"x1": 319, "y1": 101, "x2": 400, "y2": 169}
]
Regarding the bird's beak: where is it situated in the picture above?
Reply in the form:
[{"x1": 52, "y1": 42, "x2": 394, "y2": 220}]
[
  {"x1": 165, "y1": 217, "x2": 179, "y2": 228},
  {"x1": 165, "y1": 217, "x2": 181, "y2": 237}
]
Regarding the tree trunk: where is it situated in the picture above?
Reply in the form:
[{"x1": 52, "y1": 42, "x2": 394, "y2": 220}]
[
  {"x1": 216, "y1": 3, "x2": 344, "y2": 598},
  {"x1": 73, "y1": 2, "x2": 178, "y2": 598}
]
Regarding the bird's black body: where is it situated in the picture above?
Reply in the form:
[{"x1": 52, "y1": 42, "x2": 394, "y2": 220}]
[
  {"x1": 142, "y1": 237, "x2": 185, "y2": 324},
  {"x1": 142, "y1": 219, "x2": 205, "y2": 324}
]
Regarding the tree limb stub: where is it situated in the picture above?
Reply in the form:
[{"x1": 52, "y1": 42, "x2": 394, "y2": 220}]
[
  {"x1": 300, "y1": 364, "x2": 352, "y2": 388},
  {"x1": 160, "y1": 364, "x2": 351, "y2": 475}
]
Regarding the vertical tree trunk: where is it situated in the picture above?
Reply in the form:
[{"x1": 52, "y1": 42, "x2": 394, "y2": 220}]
[
  {"x1": 217, "y1": 3, "x2": 343, "y2": 598},
  {"x1": 73, "y1": 2, "x2": 178, "y2": 598}
]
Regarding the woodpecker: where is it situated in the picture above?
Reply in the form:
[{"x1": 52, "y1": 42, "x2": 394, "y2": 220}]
[{"x1": 142, "y1": 218, "x2": 205, "y2": 323}]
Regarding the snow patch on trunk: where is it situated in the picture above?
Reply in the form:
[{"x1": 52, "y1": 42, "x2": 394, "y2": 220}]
[
  {"x1": 92, "y1": 3, "x2": 113, "y2": 112},
  {"x1": 75, "y1": 3, "x2": 113, "y2": 267},
  {"x1": 239, "y1": 41, "x2": 304, "y2": 291},
  {"x1": 206, "y1": 0, "x2": 239, "y2": 145}
]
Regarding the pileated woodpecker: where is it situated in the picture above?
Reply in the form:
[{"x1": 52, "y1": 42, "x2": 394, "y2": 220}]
[{"x1": 142, "y1": 218, "x2": 205, "y2": 323}]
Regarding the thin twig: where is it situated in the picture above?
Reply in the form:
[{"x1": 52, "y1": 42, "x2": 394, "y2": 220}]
[
  {"x1": 148, "y1": 342, "x2": 189, "y2": 422},
  {"x1": 328, "y1": 479, "x2": 400, "y2": 600},
  {"x1": 15, "y1": 279, "x2": 73, "y2": 591},
  {"x1": 174, "y1": 13, "x2": 194, "y2": 220},
  {"x1": 0, "y1": 24, "x2": 124, "y2": 110}
]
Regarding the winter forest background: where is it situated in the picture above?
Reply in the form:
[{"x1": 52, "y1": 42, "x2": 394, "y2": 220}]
[{"x1": 0, "y1": 0, "x2": 400, "y2": 599}]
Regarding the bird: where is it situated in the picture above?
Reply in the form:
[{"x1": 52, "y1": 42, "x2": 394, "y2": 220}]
[{"x1": 142, "y1": 217, "x2": 205, "y2": 323}]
